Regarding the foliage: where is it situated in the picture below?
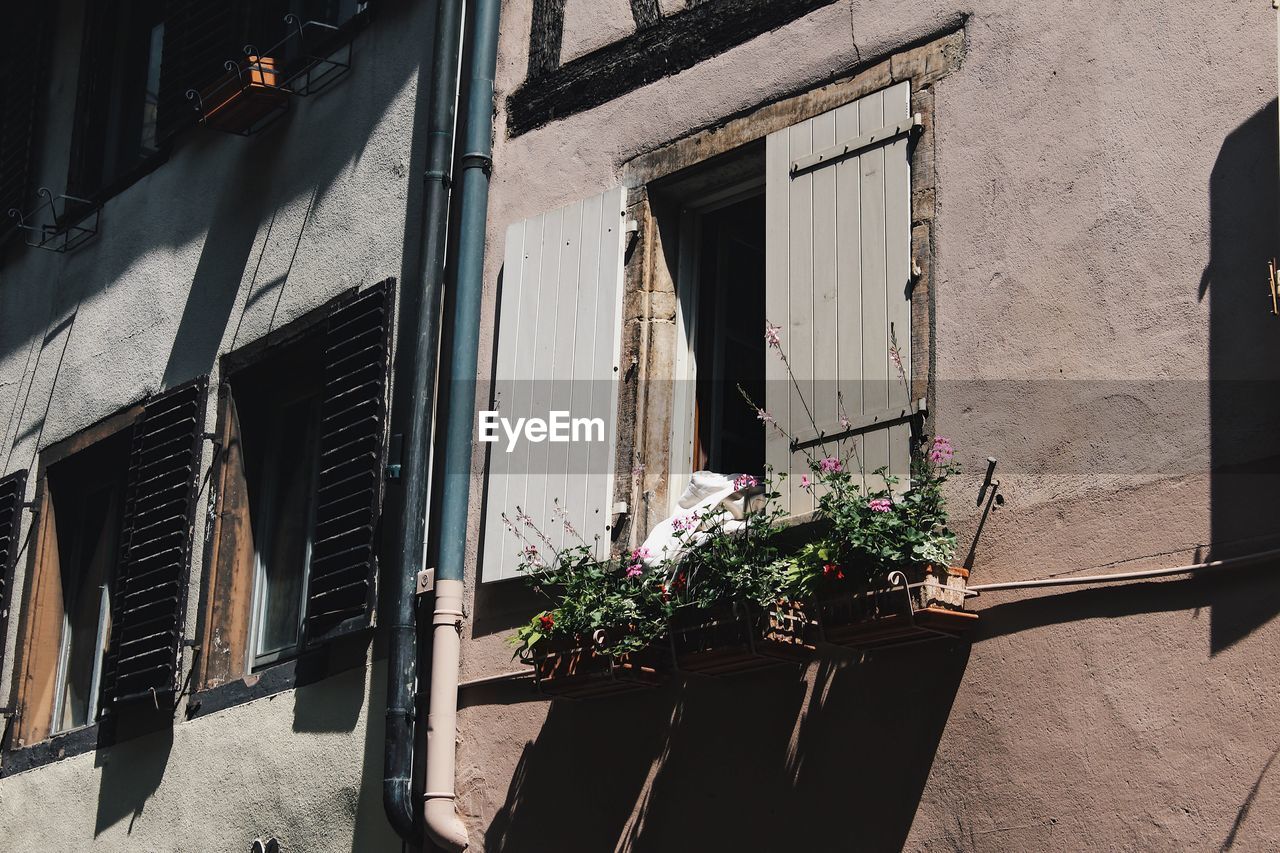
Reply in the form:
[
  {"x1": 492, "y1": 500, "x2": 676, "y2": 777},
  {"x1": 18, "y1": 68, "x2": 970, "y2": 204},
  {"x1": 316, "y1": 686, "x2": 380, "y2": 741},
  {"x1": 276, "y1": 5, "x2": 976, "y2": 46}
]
[{"x1": 506, "y1": 504, "x2": 670, "y2": 660}]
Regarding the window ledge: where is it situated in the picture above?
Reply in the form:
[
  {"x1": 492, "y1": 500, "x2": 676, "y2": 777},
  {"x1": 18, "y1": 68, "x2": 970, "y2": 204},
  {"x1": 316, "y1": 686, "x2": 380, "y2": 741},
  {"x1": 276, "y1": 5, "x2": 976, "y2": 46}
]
[{"x1": 0, "y1": 721, "x2": 101, "y2": 778}]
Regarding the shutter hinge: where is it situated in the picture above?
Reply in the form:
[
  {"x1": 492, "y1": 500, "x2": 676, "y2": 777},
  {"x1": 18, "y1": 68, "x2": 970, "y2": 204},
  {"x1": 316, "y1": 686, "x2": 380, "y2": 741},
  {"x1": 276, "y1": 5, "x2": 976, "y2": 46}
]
[{"x1": 386, "y1": 433, "x2": 403, "y2": 481}]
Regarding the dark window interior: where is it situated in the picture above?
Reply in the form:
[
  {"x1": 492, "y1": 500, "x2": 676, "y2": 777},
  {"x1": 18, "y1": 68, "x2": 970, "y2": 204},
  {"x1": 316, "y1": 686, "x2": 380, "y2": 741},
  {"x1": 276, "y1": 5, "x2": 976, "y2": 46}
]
[
  {"x1": 69, "y1": 0, "x2": 165, "y2": 197},
  {"x1": 692, "y1": 193, "x2": 767, "y2": 476},
  {"x1": 229, "y1": 332, "x2": 324, "y2": 668},
  {"x1": 45, "y1": 427, "x2": 132, "y2": 732}
]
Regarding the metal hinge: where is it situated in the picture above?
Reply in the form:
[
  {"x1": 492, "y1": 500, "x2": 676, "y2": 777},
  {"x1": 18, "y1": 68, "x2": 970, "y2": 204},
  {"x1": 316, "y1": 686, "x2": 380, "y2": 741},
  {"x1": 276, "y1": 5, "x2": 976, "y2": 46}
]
[{"x1": 790, "y1": 113, "x2": 923, "y2": 177}]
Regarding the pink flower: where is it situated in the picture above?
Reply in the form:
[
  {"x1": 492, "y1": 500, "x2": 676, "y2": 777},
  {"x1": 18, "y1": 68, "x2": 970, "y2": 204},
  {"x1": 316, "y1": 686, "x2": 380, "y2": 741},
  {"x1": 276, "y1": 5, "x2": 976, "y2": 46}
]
[
  {"x1": 764, "y1": 322, "x2": 782, "y2": 349},
  {"x1": 516, "y1": 509, "x2": 534, "y2": 527},
  {"x1": 673, "y1": 513, "x2": 698, "y2": 533},
  {"x1": 818, "y1": 457, "x2": 842, "y2": 474},
  {"x1": 929, "y1": 436, "x2": 954, "y2": 463},
  {"x1": 521, "y1": 544, "x2": 544, "y2": 567},
  {"x1": 756, "y1": 408, "x2": 774, "y2": 424},
  {"x1": 889, "y1": 345, "x2": 904, "y2": 374},
  {"x1": 631, "y1": 547, "x2": 651, "y2": 562},
  {"x1": 839, "y1": 413, "x2": 851, "y2": 430},
  {"x1": 734, "y1": 474, "x2": 759, "y2": 491},
  {"x1": 869, "y1": 498, "x2": 893, "y2": 513},
  {"x1": 626, "y1": 562, "x2": 644, "y2": 578},
  {"x1": 800, "y1": 474, "x2": 812, "y2": 491}
]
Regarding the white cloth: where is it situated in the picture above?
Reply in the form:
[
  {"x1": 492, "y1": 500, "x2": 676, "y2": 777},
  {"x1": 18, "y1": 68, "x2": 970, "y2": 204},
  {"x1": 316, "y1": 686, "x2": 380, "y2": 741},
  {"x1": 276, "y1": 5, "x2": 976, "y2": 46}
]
[{"x1": 638, "y1": 471, "x2": 753, "y2": 567}]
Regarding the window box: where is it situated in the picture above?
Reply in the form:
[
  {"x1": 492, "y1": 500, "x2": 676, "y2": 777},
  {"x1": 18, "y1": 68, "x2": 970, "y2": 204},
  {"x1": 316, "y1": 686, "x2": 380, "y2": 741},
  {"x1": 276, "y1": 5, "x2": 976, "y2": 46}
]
[
  {"x1": 529, "y1": 636, "x2": 669, "y2": 700},
  {"x1": 193, "y1": 56, "x2": 290, "y2": 135},
  {"x1": 816, "y1": 565, "x2": 977, "y2": 650},
  {"x1": 668, "y1": 600, "x2": 816, "y2": 676}
]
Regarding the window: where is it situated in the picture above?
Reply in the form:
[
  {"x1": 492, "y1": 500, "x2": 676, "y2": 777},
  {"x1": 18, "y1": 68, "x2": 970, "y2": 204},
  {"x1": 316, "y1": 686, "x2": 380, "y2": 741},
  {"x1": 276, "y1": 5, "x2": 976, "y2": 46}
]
[
  {"x1": 198, "y1": 282, "x2": 393, "y2": 690},
  {"x1": 67, "y1": 0, "x2": 167, "y2": 198},
  {"x1": 232, "y1": 335, "x2": 325, "y2": 669},
  {"x1": 46, "y1": 429, "x2": 131, "y2": 733},
  {"x1": 0, "y1": 7, "x2": 52, "y2": 244},
  {"x1": 8, "y1": 381, "x2": 206, "y2": 748}
]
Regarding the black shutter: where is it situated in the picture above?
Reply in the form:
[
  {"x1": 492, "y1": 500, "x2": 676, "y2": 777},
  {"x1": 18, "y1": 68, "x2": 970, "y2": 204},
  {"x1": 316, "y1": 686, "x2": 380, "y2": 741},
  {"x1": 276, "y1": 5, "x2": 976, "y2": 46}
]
[
  {"x1": 0, "y1": 6, "x2": 51, "y2": 241},
  {"x1": 0, "y1": 470, "x2": 29, "y2": 676},
  {"x1": 101, "y1": 378, "x2": 208, "y2": 711},
  {"x1": 156, "y1": 0, "x2": 248, "y2": 142},
  {"x1": 304, "y1": 279, "x2": 393, "y2": 645}
]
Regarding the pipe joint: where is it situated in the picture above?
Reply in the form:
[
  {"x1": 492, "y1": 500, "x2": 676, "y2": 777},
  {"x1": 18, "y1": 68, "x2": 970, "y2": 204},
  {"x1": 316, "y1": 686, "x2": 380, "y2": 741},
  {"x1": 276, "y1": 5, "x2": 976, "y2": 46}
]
[
  {"x1": 459, "y1": 152, "x2": 493, "y2": 173},
  {"x1": 424, "y1": 169, "x2": 451, "y2": 187}
]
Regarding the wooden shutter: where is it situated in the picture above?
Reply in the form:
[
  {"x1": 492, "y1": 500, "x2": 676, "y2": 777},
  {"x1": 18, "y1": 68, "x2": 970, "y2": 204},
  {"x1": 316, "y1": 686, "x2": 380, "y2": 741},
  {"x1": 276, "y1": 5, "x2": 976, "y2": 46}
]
[
  {"x1": 0, "y1": 7, "x2": 51, "y2": 240},
  {"x1": 765, "y1": 82, "x2": 914, "y2": 514},
  {"x1": 100, "y1": 378, "x2": 208, "y2": 712},
  {"x1": 0, "y1": 470, "x2": 28, "y2": 677},
  {"x1": 156, "y1": 0, "x2": 248, "y2": 142},
  {"x1": 481, "y1": 188, "x2": 627, "y2": 582},
  {"x1": 303, "y1": 279, "x2": 394, "y2": 644}
]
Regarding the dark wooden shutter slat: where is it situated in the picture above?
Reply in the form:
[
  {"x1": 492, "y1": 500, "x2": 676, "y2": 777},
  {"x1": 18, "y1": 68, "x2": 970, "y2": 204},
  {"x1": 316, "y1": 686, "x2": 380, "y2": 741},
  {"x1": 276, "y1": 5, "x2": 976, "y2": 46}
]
[
  {"x1": 303, "y1": 279, "x2": 393, "y2": 645},
  {"x1": 156, "y1": 1, "x2": 248, "y2": 142},
  {"x1": 0, "y1": 470, "x2": 29, "y2": 677},
  {"x1": 100, "y1": 378, "x2": 208, "y2": 711},
  {"x1": 0, "y1": 7, "x2": 51, "y2": 242}
]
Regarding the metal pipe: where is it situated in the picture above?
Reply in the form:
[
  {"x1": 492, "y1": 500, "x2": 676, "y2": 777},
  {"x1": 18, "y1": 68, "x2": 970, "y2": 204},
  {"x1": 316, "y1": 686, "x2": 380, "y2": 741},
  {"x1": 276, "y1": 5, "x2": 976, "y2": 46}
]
[
  {"x1": 422, "y1": 0, "x2": 502, "y2": 848},
  {"x1": 384, "y1": 0, "x2": 463, "y2": 842},
  {"x1": 968, "y1": 544, "x2": 1280, "y2": 595}
]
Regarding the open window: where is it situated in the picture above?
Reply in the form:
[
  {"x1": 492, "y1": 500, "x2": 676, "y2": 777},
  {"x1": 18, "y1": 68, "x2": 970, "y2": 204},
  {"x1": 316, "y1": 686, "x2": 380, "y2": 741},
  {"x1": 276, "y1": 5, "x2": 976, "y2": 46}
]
[
  {"x1": 198, "y1": 281, "x2": 393, "y2": 689},
  {"x1": 66, "y1": 0, "x2": 168, "y2": 199},
  {"x1": 8, "y1": 380, "x2": 207, "y2": 748}
]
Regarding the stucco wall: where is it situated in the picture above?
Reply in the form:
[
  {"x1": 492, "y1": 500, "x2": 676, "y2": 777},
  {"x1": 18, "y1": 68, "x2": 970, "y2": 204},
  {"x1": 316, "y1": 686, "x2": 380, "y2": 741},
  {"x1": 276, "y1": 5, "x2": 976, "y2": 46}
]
[
  {"x1": 0, "y1": 0, "x2": 428, "y2": 849},
  {"x1": 3, "y1": 0, "x2": 1279, "y2": 850},
  {"x1": 457, "y1": 1, "x2": 1280, "y2": 850}
]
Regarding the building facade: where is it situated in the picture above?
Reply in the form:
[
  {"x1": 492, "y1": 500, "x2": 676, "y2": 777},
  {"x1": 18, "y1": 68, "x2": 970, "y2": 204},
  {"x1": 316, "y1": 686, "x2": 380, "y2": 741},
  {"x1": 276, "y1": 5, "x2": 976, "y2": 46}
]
[{"x1": 2, "y1": 0, "x2": 1279, "y2": 851}]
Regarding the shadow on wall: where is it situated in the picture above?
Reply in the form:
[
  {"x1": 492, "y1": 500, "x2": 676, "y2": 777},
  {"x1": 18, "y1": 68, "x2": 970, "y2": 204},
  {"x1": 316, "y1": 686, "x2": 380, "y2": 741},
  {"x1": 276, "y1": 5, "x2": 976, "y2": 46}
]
[
  {"x1": 486, "y1": 641, "x2": 970, "y2": 853},
  {"x1": 1198, "y1": 99, "x2": 1280, "y2": 655},
  {"x1": 94, "y1": 721, "x2": 173, "y2": 837}
]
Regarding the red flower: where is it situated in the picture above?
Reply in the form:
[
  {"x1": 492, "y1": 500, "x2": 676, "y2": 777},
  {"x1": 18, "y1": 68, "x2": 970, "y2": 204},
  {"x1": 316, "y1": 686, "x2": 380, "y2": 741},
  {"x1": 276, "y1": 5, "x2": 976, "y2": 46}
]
[
  {"x1": 539, "y1": 613, "x2": 554, "y2": 631},
  {"x1": 822, "y1": 563, "x2": 846, "y2": 581}
]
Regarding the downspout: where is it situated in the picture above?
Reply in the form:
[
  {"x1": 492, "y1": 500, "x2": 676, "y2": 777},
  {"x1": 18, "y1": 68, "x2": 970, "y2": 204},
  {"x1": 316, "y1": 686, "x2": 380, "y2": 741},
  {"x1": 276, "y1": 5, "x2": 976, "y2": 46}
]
[
  {"x1": 385, "y1": 0, "x2": 463, "y2": 843},
  {"x1": 422, "y1": 0, "x2": 502, "y2": 848}
]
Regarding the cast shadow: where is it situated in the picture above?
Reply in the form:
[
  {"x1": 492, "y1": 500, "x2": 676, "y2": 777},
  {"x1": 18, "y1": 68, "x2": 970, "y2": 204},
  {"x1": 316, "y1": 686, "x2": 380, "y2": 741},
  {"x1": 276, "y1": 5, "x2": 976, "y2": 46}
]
[
  {"x1": 486, "y1": 641, "x2": 970, "y2": 852},
  {"x1": 1199, "y1": 100, "x2": 1280, "y2": 654},
  {"x1": 93, "y1": 714, "x2": 174, "y2": 837}
]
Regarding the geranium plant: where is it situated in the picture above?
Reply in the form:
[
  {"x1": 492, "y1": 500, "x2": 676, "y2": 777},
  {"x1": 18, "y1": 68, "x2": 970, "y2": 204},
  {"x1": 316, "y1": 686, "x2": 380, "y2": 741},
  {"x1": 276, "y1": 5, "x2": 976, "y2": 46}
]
[
  {"x1": 507, "y1": 503, "x2": 670, "y2": 659},
  {"x1": 746, "y1": 322, "x2": 962, "y2": 598}
]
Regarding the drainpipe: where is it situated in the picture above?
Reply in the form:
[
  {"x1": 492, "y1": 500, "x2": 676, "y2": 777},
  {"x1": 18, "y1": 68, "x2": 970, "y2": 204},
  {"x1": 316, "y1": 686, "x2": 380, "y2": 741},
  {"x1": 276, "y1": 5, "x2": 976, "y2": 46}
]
[
  {"x1": 422, "y1": 0, "x2": 502, "y2": 848},
  {"x1": 385, "y1": 0, "x2": 463, "y2": 843}
]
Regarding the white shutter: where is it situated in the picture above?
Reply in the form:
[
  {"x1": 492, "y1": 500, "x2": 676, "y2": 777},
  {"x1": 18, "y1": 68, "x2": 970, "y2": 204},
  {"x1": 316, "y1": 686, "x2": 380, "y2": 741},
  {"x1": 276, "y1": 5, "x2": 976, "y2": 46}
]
[
  {"x1": 765, "y1": 82, "x2": 913, "y2": 513},
  {"x1": 481, "y1": 187, "x2": 626, "y2": 582}
]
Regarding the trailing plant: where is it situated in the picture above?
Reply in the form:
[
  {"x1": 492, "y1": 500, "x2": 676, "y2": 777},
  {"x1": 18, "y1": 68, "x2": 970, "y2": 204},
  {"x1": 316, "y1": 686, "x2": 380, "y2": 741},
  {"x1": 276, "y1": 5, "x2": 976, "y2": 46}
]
[
  {"x1": 747, "y1": 322, "x2": 962, "y2": 597},
  {"x1": 506, "y1": 502, "x2": 671, "y2": 659}
]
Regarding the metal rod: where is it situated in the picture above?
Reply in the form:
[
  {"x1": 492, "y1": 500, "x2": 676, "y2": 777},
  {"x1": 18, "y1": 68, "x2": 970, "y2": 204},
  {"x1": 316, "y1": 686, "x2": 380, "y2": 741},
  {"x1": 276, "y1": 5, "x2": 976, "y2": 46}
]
[{"x1": 968, "y1": 545, "x2": 1280, "y2": 594}]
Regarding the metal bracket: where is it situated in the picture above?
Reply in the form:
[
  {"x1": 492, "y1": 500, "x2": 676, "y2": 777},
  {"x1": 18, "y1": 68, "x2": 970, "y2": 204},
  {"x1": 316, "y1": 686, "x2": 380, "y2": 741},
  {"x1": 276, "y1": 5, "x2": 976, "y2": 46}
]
[
  {"x1": 416, "y1": 568, "x2": 435, "y2": 596},
  {"x1": 790, "y1": 113, "x2": 923, "y2": 177}
]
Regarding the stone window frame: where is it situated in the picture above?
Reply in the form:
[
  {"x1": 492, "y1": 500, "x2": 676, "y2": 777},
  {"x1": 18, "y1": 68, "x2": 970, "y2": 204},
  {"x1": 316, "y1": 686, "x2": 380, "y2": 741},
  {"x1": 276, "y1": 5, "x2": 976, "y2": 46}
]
[{"x1": 610, "y1": 27, "x2": 965, "y2": 546}]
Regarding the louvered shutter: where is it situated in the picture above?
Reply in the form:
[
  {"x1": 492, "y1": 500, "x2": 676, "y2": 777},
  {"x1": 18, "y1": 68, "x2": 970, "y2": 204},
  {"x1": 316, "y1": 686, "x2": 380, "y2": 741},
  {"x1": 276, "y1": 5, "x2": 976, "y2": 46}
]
[
  {"x1": 156, "y1": 0, "x2": 248, "y2": 142},
  {"x1": 100, "y1": 378, "x2": 208, "y2": 712},
  {"x1": 0, "y1": 470, "x2": 28, "y2": 676},
  {"x1": 765, "y1": 82, "x2": 914, "y2": 514},
  {"x1": 303, "y1": 279, "x2": 394, "y2": 644},
  {"x1": 0, "y1": 7, "x2": 50, "y2": 241},
  {"x1": 481, "y1": 188, "x2": 627, "y2": 582}
]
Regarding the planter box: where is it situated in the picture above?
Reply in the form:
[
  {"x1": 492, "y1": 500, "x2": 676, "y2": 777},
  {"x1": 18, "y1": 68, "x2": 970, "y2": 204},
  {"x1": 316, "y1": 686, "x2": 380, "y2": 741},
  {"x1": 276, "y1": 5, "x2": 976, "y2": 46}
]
[
  {"x1": 198, "y1": 57, "x2": 290, "y2": 134},
  {"x1": 670, "y1": 600, "x2": 817, "y2": 676},
  {"x1": 818, "y1": 567, "x2": 977, "y2": 649},
  {"x1": 530, "y1": 637, "x2": 668, "y2": 699}
]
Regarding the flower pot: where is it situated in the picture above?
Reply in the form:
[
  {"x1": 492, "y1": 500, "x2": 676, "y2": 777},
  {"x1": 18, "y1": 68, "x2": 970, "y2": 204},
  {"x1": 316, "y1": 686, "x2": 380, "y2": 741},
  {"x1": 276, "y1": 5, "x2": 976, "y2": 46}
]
[
  {"x1": 817, "y1": 567, "x2": 977, "y2": 649},
  {"x1": 198, "y1": 56, "x2": 289, "y2": 134},
  {"x1": 669, "y1": 600, "x2": 817, "y2": 676},
  {"x1": 529, "y1": 636, "x2": 669, "y2": 699}
]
